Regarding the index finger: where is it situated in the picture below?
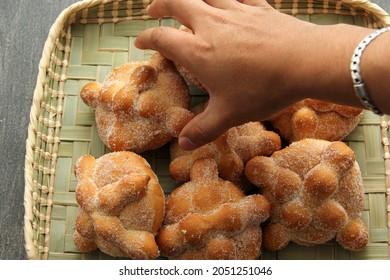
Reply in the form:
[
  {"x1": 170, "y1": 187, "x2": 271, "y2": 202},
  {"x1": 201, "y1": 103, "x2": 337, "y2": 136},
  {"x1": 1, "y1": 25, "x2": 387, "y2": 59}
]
[
  {"x1": 135, "y1": 26, "x2": 198, "y2": 63},
  {"x1": 146, "y1": 0, "x2": 214, "y2": 29}
]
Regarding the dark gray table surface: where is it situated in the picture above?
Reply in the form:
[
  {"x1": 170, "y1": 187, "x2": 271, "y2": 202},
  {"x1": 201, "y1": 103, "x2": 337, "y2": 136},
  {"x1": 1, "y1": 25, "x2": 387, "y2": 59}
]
[{"x1": 0, "y1": 0, "x2": 389, "y2": 260}]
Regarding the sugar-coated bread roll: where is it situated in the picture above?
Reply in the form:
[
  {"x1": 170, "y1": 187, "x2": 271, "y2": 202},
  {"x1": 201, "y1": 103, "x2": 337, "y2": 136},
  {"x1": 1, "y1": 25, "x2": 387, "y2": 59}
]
[
  {"x1": 73, "y1": 151, "x2": 165, "y2": 259},
  {"x1": 169, "y1": 104, "x2": 281, "y2": 187},
  {"x1": 245, "y1": 139, "x2": 368, "y2": 251},
  {"x1": 157, "y1": 158, "x2": 271, "y2": 259},
  {"x1": 80, "y1": 52, "x2": 193, "y2": 153},
  {"x1": 268, "y1": 99, "x2": 363, "y2": 142}
]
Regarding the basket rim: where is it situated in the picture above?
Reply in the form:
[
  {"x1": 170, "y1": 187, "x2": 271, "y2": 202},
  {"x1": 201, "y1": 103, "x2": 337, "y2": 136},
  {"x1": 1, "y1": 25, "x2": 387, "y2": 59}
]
[{"x1": 24, "y1": 0, "x2": 390, "y2": 260}]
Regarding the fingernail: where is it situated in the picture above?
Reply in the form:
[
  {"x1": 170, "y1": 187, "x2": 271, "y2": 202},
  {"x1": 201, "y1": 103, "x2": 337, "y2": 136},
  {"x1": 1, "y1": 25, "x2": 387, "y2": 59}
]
[{"x1": 178, "y1": 136, "x2": 199, "y2": 151}]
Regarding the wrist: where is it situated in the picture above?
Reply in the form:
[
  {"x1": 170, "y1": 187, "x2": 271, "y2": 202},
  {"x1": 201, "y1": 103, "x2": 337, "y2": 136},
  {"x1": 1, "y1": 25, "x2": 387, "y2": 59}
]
[
  {"x1": 284, "y1": 23, "x2": 373, "y2": 108},
  {"x1": 358, "y1": 28, "x2": 390, "y2": 115}
]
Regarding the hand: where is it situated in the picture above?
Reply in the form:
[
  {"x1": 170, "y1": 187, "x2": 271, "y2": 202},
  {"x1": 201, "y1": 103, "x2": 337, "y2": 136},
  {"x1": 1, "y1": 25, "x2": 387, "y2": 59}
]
[{"x1": 135, "y1": 0, "x2": 372, "y2": 150}]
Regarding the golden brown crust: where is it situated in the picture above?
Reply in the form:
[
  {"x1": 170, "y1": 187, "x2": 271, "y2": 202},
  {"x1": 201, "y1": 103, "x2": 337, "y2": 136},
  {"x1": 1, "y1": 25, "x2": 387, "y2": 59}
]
[
  {"x1": 268, "y1": 99, "x2": 363, "y2": 142},
  {"x1": 157, "y1": 158, "x2": 270, "y2": 259},
  {"x1": 336, "y1": 219, "x2": 369, "y2": 251},
  {"x1": 169, "y1": 105, "x2": 281, "y2": 187},
  {"x1": 73, "y1": 151, "x2": 165, "y2": 259},
  {"x1": 245, "y1": 139, "x2": 368, "y2": 251},
  {"x1": 79, "y1": 52, "x2": 193, "y2": 153}
]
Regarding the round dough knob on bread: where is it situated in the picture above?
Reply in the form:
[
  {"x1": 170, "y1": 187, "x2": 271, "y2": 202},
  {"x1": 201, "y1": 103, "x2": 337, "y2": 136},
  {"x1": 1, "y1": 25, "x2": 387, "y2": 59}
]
[
  {"x1": 80, "y1": 52, "x2": 193, "y2": 153},
  {"x1": 73, "y1": 151, "x2": 165, "y2": 259},
  {"x1": 245, "y1": 139, "x2": 368, "y2": 251}
]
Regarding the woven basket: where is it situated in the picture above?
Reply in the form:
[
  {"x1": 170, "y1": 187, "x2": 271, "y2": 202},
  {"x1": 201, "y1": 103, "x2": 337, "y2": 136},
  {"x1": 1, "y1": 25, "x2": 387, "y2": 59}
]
[{"x1": 24, "y1": 0, "x2": 390, "y2": 260}]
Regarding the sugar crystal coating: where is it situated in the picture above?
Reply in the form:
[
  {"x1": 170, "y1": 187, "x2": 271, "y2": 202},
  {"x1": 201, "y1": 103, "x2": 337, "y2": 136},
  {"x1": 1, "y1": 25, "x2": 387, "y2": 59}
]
[
  {"x1": 158, "y1": 158, "x2": 271, "y2": 259},
  {"x1": 73, "y1": 151, "x2": 165, "y2": 259},
  {"x1": 245, "y1": 139, "x2": 368, "y2": 251},
  {"x1": 80, "y1": 52, "x2": 193, "y2": 153}
]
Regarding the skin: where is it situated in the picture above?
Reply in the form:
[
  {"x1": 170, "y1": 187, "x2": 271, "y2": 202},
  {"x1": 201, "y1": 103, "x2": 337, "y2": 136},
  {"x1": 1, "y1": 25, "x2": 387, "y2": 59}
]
[{"x1": 135, "y1": 0, "x2": 390, "y2": 150}]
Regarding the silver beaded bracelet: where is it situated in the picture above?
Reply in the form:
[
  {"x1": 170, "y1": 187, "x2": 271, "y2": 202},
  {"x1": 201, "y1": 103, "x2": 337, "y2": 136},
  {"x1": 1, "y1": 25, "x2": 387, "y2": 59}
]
[{"x1": 350, "y1": 26, "x2": 390, "y2": 115}]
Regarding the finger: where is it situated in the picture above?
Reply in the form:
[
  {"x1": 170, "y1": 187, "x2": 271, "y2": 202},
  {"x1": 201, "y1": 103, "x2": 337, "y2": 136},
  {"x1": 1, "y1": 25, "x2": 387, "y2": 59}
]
[
  {"x1": 202, "y1": 0, "x2": 239, "y2": 9},
  {"x1": 135, "y1": 26, "x2": 198, "y2": 65},
  {"x1": 237, "y1": 0, "x2": 270, "y2": 7},
  {"x1": 178, "y1": 102, "x2": 236, "y2": 150},
  {"x1": 146, "y1": 0, "x2": 210, "y2": 29}
]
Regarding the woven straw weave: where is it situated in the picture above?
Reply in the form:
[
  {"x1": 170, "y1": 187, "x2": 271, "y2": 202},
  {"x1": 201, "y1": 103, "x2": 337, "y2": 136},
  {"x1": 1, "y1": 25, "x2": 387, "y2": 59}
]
[{"x1": 24, "y1": 0, "x2": 390, "y2": 260}]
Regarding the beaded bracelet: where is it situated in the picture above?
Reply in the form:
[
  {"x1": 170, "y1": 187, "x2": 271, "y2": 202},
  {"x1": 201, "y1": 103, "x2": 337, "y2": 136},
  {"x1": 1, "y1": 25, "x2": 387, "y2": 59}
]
[{"x1": 350, "y1": 27, "x2": 390, "y2": 115}]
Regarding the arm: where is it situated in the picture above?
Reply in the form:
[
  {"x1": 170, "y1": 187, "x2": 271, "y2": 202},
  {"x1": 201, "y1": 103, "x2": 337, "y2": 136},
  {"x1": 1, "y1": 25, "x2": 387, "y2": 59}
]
[{"x1": 135, "y1": 0, "x2": 390, "y2": 150}]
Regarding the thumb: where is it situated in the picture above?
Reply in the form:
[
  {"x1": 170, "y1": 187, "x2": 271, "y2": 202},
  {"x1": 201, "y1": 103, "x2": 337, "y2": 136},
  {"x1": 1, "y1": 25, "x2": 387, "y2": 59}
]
[{"x1": 178, "y1": 102, "x2": 235, "y2": 150}]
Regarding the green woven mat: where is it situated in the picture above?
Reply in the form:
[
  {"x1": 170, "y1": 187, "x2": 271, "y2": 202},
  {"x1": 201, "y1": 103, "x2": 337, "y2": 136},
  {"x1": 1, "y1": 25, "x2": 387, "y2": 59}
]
[{"x1": 25, "y1": 0, "x2": 390, "y2": 260}]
